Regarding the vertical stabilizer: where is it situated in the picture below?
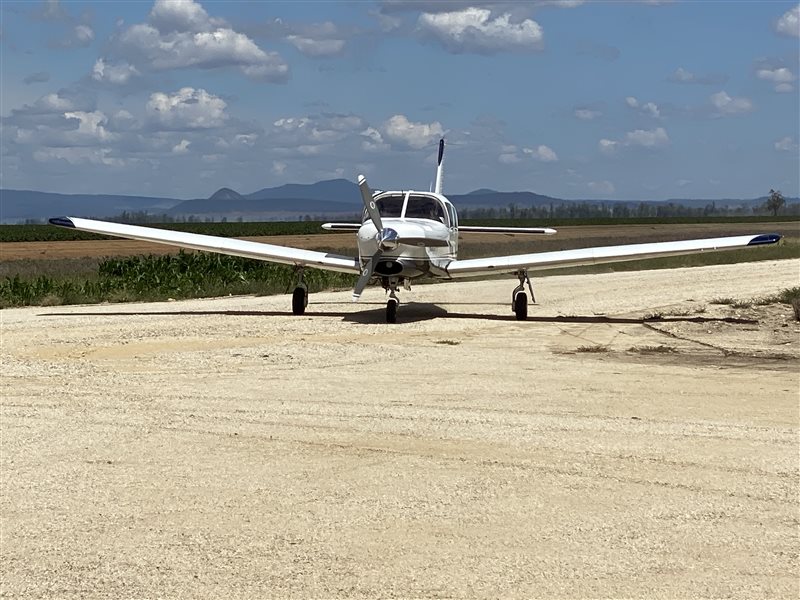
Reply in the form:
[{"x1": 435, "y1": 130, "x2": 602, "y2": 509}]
[{"x1": 434, "y1": 138, "x2": 445, "y2": 195}]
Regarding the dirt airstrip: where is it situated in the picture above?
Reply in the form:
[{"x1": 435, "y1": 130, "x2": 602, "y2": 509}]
[{"x1": 1, "y1": 260, "x2": 799, "y2": 598}]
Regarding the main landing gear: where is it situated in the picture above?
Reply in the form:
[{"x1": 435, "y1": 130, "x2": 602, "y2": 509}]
[
  {"x1": 512, "y1": 270, "x2": 535, "y2": 321},
  {"x1": 291, "y1": 269, "x2": 309, "y2": 315}
]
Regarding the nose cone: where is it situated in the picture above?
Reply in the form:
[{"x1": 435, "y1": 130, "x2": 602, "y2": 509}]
[{"x1": 378, "y1": 228, "x2": 399, "y2": 251}]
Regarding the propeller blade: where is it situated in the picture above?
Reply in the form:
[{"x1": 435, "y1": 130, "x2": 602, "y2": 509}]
[
  {"x1": 352, "y1": 251, "x2": 380, "y2": 302},
  {"x1": 358, "y1": 174, "x2": 382, "y2": 232}
]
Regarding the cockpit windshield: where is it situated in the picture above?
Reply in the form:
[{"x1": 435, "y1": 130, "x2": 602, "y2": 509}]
[
  {"x1": 375, "y1": 195, "x2": 404, "y2": 218},
  {"x1": 405, "y1": 195, "x2": 447, "y2": 223}
]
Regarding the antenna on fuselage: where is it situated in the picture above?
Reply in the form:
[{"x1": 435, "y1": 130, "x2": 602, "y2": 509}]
[{"x1": 434, "y1": 138, "x2": 445, "y2": 195}]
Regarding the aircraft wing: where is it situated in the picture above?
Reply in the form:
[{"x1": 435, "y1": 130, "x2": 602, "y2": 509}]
[
  {"x1": 458, "y1": 226, "x2": 557, "y2": 235},
  {"x1": 49, "y1": 217, "x2": 361, "y2": 274},
  {"x1": 444, "y1": 234, "x2": 781, "y2": 278},
  {"x1": 321, "y1": 222, "x2": 361, "y2": 231}
]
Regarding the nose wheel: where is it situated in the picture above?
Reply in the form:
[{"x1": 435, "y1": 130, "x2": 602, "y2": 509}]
[{"x1": 384, "y1": 277, "x2": 401, "y2": 323}]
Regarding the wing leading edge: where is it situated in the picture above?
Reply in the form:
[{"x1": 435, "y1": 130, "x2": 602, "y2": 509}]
[
  {"x1": 444, "y1": 234, "x2": 782, "y2": 278},
  {"x1": 49, "y1": 217, "x2": 361, "y2": 274}
]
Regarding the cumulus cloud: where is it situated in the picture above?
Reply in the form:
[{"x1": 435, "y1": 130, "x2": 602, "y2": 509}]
[
  {"x1": 756, "y1": 66, "x2": 796, "y2": 93},
  {"x1": 146, "y1": 88, "x2": 228, "y2": 129},
  {"x1": 360, "y1": 126, "x2": 389, "y2": 152},
  {"x1": 667, "y1": 67, "x2": 727, "y2": 85},
  {"x1": 32, "y1": 147, "x2": 124, "y2": 167},
  {"x1": 382, "y1": 114, "x2": 444, "y2": 149},
  {"x1": 91, "y1": 58, "x2": 140, "y2": 85},
  {"x1": 64, "y1": 111, "x2": 115, "y2": 142},
  {"x1": 625, "y1": 96, "x2": 661, "y2": 118},
  {"x1": 709, "y1": 91, "x2": 754, "y2": 116},
  {"x1": 287, "y1": 35, "x2": 346, "y2": 58},
  {"x1": 263, "y1": 20, "x2": 349, "y2": 58},
  {"x1": 599, "y1": 127, "x2": 669, "y2": 154},
  {"x1": 417, "y1": 8, "x2": 543, "y2": 54},
  {"x1": 775, "y1": 5, "x2": 799, "y2": 37},
  {"x1": 774, "y1": 136, "x2": 797, "y2": 152},
  {"x1": 172, "y1": 139, "x2": 191, "y2": 154},
  {"x1": 523, "y1": 145, "x2": 558, "y2": 162},
  {"x1": 115, "y1": 0, "x2": 289, "y2": 82}
]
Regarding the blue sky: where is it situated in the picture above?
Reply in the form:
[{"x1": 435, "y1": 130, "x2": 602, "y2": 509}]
[{"x1": 1, "y1": 0, "x2": 798, "y2": 201}]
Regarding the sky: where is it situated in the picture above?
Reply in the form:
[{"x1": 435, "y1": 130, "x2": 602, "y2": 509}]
[{"x1": 1, "y1": 0, "x2": 798, "y2": 201}]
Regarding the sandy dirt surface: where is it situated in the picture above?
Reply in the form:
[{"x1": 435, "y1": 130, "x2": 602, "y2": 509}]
[
  {"x1": 1, "y1": 260, "x2": 799, "y2": 599},
  {"x1": 2, "y1": 221, "x2": 796, "y2": 261}
]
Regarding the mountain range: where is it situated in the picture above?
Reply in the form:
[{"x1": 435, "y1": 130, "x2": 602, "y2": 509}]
[{"x1": 1, "y1": 179, "x2": 795, "y2": 223}]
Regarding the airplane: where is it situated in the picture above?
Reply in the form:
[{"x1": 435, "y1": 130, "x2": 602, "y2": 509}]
[{"x1": 50, "y1": 139, "x2": 781, "y2": 323}]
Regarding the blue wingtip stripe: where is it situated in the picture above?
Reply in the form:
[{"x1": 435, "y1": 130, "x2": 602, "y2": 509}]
[
  {"x1": 49, "y1": 217, "x2": 75, "y2": 228},
  {"x1": 748, "y1": 233, "x2": 782, "y2": 246}
]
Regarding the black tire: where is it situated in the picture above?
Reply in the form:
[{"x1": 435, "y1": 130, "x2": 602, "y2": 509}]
[
  {"x1": 514, "y1": 292, "x2": 527, "y2": 321},
  {"x1": 292, "y1": 287, "x2": 307, "y2": 315},
  {"x1": 386, "y1": 298, "x2": 398, "y2": 324}
]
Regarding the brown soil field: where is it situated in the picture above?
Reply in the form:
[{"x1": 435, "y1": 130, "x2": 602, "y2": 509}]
[
  {"x1": 2, "y1": 221, "x2": 797, "y2": 261},
  {"x1": 2, "y1": 259, "x2": 798, "y2": 599}
]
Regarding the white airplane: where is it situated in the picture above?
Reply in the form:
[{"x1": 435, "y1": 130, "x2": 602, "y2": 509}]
[{"x1": 50, "y1": 139, "x2": 781, "y2": 323}]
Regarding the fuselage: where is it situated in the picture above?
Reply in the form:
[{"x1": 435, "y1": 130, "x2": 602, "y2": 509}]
[{"x1": 356, "y1": 190, "x2": 458, "y2": 280}]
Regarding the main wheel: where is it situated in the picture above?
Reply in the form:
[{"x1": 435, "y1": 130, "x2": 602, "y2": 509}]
[
  {"x1": 292, "y1": 287, "x2": 307, "y2": 315},
  {"x1": 386, "y1": 298, "x2": 398, "y2": 324},
  {"x1": 514, "y1": 291, "x2": 527, "y2": 321}
]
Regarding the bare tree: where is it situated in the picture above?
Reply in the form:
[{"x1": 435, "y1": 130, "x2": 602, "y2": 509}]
[{"x1": 765, "y1": 189, "x2": 785, "y2": 216}]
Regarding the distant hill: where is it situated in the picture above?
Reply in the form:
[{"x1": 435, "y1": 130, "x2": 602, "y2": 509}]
[
  {"x1": 1, "y1": 181, "x2": 797, "y2": 223},
  {"x1": 0, "y1": 189, "x2": 180, "y2": 223}
]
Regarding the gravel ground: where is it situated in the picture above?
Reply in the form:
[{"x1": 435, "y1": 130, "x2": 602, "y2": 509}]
[{"x1": 1, "y1": 260, "x2": 798, "y2": 599}]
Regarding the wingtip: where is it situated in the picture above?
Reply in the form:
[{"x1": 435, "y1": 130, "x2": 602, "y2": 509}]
[
  {"x1": 747, "y1": 233, "x2": 782, "y2": 246},
  {"x1": 49, "y1": 217, "x2": 75, "y2": 228}
]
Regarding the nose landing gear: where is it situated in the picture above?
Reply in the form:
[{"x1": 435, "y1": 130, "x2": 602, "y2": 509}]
[{"x1": 383, "y1": 276, "x2": 401, "y2": 323}]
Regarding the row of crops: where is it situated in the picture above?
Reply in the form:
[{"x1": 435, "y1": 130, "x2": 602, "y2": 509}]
[{"x1": 0, "y1": 252, "x2": 356, "y2": 308}]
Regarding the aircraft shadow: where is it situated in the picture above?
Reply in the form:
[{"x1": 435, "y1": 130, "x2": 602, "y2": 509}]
[{"x1": 40, "y1": 303, "x2": 757, "y2": 325}]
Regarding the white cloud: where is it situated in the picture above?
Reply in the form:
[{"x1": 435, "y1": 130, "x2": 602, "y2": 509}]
[
  {"x1": 146, "y1": 87, "x2": 228, "y2": 129},
  {"x1": 598, "y1": 138, "x2": 618, "y2": 155},
  {"x1": 599, "y1": 127, "x2": 669, "y2": 154},
  {"x1": 149, "y1": 0, "x2": 217, "y2": 33},
  {"x1": 588, "y1": 180, "x2": 615, "y2": 195},
  {"x1": 625, "y1": 96, "x2": 660, "y2": 118},
  {"x1": 172, "y1": 139, "x2": 191, "y2": 154},
  {"x1": 272, "y1": 160, "x2": 287, "y2": 175},
  {"x1": 287, "y1": 35, "x2": 346, "y2": 58},
  {"x1": 756, "y1": 67, "x2": 796, "y2": 93},
  {"x1": 709, "y1": 91, "x2": 754, "y2": 116},
  {"x1": 774, "y1": 136, "x2": 797, "y2": 152},
  {"x1": 64, "y1": 111, "x2": 115, "y2": 141},
  {"x1": 74, "y1": 24, "x2": 94, "y2": 44},
  {"x1": 91, "y1": 58, "x2": 139, "y2": 84},
  {"x1": 625, "y1": 127, "x2": 669, "y2": 147},
  {"x1": 360, "y1": 127, "x2": 389, "y2": 152},
  {"x1": 523, "y1": 145, "x2": 558, "y2": 162},
  {"x1": 382, "y1": 115, "x2": 444, "y2": 149},
  {"x1": 116, "y1": 0, "x2": 289, "y2": 82},
  {"x1": 498, "y1": 152, "x2": 521, "y2": 164},
  {"x1": 574, "y1": 108, "x2": 602, "y2": 120},
  {"x1": 775, "y1": 5, "x2": 799, "y2": 38},
  {"x1": 418, "y1": 8, "x2": 543, "y2": 54}
]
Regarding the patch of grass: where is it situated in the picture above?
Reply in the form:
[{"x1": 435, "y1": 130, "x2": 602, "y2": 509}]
[
  {"x1": 575, "y1": 345, "x2": 609, "y2": 353},
  {"x1": 434, "y1": 339, "x2": 461, "y2": 346},
  {"x1": 629, "y1": 345, "x2": 677, "y2": 354}
]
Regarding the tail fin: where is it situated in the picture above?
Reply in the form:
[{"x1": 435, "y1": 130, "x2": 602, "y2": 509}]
[{"x1": 434, "y1": 138, "x2": 445, "y2": 195}]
